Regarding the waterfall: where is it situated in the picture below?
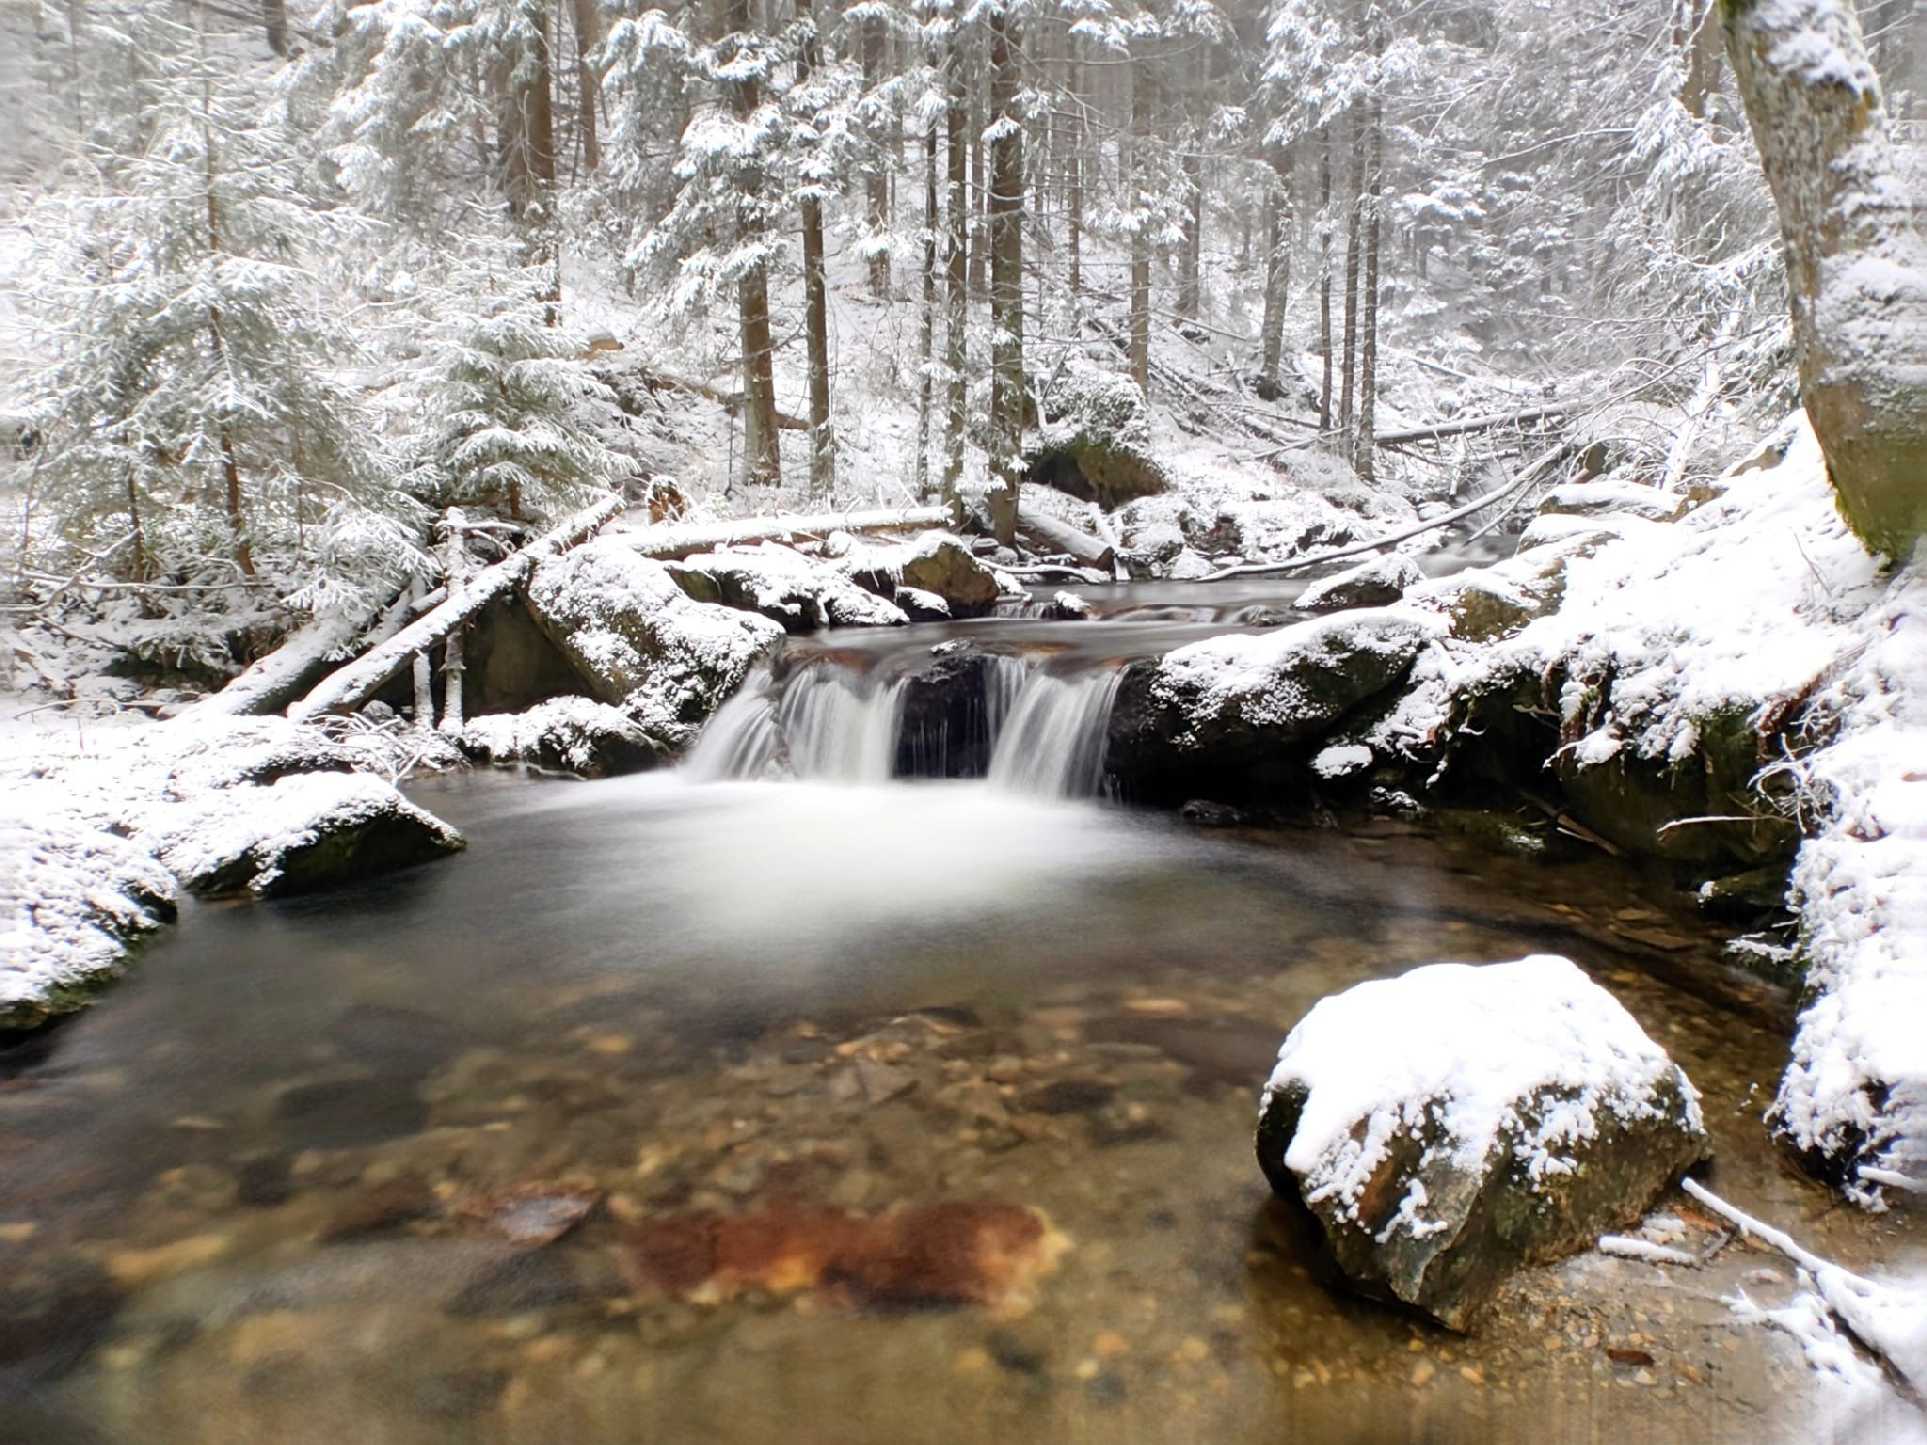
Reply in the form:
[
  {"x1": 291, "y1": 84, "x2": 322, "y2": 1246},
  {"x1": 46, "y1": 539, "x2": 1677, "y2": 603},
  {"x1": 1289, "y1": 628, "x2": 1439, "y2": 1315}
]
[
  {"x1": 686, "y1": 664, "x2": 905, "y2": 784},
  {"x1": 684, "y1": 668, "x2": 782, "y2": 780},
  {"x1": 985, "y1": 667, "x2": 1123, "y2": 799}
]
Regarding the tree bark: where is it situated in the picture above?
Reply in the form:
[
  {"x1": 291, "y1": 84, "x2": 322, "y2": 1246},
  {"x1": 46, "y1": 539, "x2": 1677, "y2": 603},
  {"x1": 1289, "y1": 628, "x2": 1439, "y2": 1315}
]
[
  {"x1": 1356, "y1": 96, "x2": 1384, "y2": 484},
  {"x1": 1722, "y1": 0, "x2": 1927, "y2": 556},
  {"x1": 195, "y1": 10, "x2": 254, "y2": 578},
  {"x1": 916, "y1": 121, "x2": 939, "y2": 497},
  {"x1": 985, "y1": 2, "x2": 1024, "y2": 547},
  {"x1": 862, "y1": 17, "x2": 891, "y2": 297},
  {"x1": 1066, "y1": 45, "x2": 1083, "y2": 297},
  {"x1": 1177, "y1": 56, "x2": 1203, "y2": 322},
  {"x1": 1338, "y1": 113, "x2": 1362, "y2": 458},
  {"x1": 796, "y1": 0, "x2": 833, "y2": 495},
  {"x1": 722, "y1": 0, "x2": 780, "y2": 487},
  {"x1": 1129, "y1": 57, "x2": 1153, "y2": 400},
  {"x1": 438, "y1": 509, "x2": 467, "y2": 734},
  {"x1": 1318, "y1": 127, "x2": 1333, "y2": 430},
  {"x1": 968, "y1": 73, "x2": 987, "y2": 296},
  {"x1": 1257, "y1": 154, "x2": 1291, "y2": 399},
  {"x1": 570, "y1": 0, "x2": 600, "y2": 172},
  {"x1": 411, "y1": 575, "x2": 434, "y2": 727},
  {"x1": 943, "y1": 34, "x2": 969, "y2": 503},
  {"x1": 260, "y1": 0, "x2": 288, "y2": 56}
]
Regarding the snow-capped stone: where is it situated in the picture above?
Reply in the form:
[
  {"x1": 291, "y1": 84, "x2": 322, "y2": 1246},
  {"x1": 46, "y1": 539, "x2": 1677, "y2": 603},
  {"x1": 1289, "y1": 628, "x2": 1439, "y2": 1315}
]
[
  {"x1": 1042, "y1": 590, "x2": 1092, "y2": 620},
  {"x1": 461, "y1": 697, "x2": 663, "y2": 778},
  {"x1": 1296, "y1": 554, "x2": 1426, "y2": 613},
  {"x1": 137, "y1": 772, "x2": 464, "y2": 897},
  {"x1": 1313, "y1": 743, "x2": 1374, "y2": 779},
  {"x1": 1539, "y1": 479, "x2": 1688, "y2": 524},
  {"x1": 1255, "y1": 956, "x2": 1708, "y2": 1330},
  {"x1": 835, "y1": 531, "x2": 1006, "y2": 618},
  {"x1": 893, "y1": 586, "x2": 950, "y2": 621},
  {"x1": 525, "y1": 539, "x2": 782, "y2": 747},
  {"x1": 674, "y1": 543, "x2": 909, "y2": 632}
]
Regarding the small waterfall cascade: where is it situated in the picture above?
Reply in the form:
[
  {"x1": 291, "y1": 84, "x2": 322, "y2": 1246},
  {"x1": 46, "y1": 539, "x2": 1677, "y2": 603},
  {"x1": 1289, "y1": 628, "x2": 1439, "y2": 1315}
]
[
  {"x1": 985, "y1": 666, "x2": 1125, "y2": 799},
  {"x1": 684, "y1": 663, "x2": 906, "y2": 784},
  {"x1": 686, "y1": 648, "x2": 1123, "y2": 798}
]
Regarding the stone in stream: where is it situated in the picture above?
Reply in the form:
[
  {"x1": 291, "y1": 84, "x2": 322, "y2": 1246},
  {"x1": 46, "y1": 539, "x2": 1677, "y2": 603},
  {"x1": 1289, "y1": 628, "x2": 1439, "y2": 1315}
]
[
  {"x1": 1295, "y1": 555, "x2": 1425, "y2": 613},
  {"x1": 893, "y1": 646, "x2": 1001, "y2": 779},
  {"x1": 460, "y1": 697, "x2": 664, "y2": 778},
  {"x1": 669, "y1": 544, "x2": 909, "y2": 634},
  {"x1": 1254, "y1": 955, "x2": 1708, "y2": 1330},
  {"x1": 273, "y1": 1076, "x2": 430, "y2": 1151}
]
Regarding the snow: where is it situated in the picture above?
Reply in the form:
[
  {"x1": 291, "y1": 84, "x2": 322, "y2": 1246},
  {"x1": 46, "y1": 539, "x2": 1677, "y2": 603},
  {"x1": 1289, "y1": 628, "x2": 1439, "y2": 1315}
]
[
  {"x1": 677, "y1": 541, "x2": 909, "y2": 629},
  {"x1": 462, "y1": 697, "x2": 655, "y2": 773},
  {"x1": 1295, "y1": 553, "x2": 1424, "y2": 611},
  {"x1": 1260, "y1": 955, "x2": 1702, "y2": 1236},
  {"x1": 1596, "y1": 1235, "x2": 1699, "y2": 1267},
  {"x1": 1313, "y1": 743, "x2": 1374, "y2": 779}
]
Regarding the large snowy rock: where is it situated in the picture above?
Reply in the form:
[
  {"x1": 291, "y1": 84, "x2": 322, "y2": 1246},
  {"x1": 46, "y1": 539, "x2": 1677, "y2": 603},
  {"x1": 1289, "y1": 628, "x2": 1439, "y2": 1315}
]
[
  {"x1": 672, "y1": 543, "x2": 908, "y2": 633},
  {"x1": 1106, "y1": 608, "x2": 1436, "y2": 798},
  {"x1": 138, "y1": 772, "x2": 464, "y2": 898},
  {"x1": 1296, "y1": 554, "x2": 1425, "y2": 613},
  {"x1": 461, "y1": 697, "x2": 663, "y2": 778},
  {"x1": 525, "y1": 540, "x2": 783, "y2": 746},
  {"x1": 1538, "y1": 479, "x2": 1688, "y2": 524},
  {"x1": 0, "y1": 805, "x2": 177, "y2": 1031},
  {"x1": 831, "y1": 531, "x2": 1011, "y2": 618},
  {"x1": 1256, "y1": 956, "x2": 1708, "y2": 1330}
]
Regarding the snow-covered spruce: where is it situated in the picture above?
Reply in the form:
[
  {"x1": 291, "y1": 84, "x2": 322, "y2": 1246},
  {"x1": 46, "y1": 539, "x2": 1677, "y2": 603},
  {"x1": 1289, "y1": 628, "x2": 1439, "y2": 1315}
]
[
  {"x1": 461, "y1": 698, "x2": 663, "y2": 778},
  {"x1": 670, "y1": 543, "x2": 908, "y2": 632},
  {"x1": 1255, "y1": 955, "x2": 1708, "y2": 1330},
  {"x1": 524, "y1": 539, "x2": 783, "y2": 748}
]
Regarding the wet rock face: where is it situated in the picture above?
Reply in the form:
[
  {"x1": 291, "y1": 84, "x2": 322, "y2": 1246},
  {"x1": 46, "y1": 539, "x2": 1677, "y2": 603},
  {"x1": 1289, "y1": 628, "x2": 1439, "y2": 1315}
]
[
  {"x1": 894, "y1": 649, "x2": 999, "y2": 779},
  {"x1": 1254, "y1": 957, "x2": 1709, "y2": 1331}
]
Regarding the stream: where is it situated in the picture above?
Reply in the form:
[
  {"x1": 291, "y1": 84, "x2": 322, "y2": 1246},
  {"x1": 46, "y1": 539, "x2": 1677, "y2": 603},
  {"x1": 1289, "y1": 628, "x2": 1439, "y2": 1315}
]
[{"x1": 2, "y1": 576, "x2": 1921, "y2": 1444}]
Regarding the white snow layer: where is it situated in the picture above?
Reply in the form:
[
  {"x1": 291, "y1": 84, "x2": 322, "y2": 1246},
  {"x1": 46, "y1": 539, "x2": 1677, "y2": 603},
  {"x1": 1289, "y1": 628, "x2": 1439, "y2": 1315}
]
[
  {"x1": 1261, "y1": 955, "x2": 1701, "y2": 1236},
  {"x1": 462, "y1": 696, "x2": 653, "y2": 771}
]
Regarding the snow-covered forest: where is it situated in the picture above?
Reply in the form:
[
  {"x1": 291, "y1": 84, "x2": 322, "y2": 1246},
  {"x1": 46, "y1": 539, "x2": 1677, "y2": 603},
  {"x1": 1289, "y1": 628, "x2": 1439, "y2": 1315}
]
[{"x1": 1, "y1": 0, "x2": 1924, "y2": 1437}]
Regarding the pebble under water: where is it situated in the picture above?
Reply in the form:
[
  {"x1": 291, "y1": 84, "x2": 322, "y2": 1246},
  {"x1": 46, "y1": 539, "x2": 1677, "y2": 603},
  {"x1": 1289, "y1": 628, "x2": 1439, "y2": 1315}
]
[{"x1": 2, "y1": 767, "x2": 1922, "y2": 1444}]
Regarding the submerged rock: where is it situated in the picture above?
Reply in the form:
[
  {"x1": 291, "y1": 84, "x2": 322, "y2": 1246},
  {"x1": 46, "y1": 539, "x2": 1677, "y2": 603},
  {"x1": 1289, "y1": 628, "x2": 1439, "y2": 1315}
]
[
  {"x1": 461, "y1": 697, "x2": 663, "y2": 778},
  {"x1": 1255, "y1": 955, "x2": 1707, "y2": 1330},
  {"x1": 1296, "y1": 555, "x2": 1425, "y2": 613},
  {"x1": 140, "y1": 772, "x2": 465, "y2": 898},
  {"x1": 525, "y1": 540, "x2": 783, "y2": 747}
]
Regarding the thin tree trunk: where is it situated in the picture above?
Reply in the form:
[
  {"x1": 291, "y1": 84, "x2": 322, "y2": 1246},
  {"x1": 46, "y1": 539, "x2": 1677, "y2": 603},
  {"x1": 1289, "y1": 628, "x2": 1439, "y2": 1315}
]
[
  {"x1": 943, "y1": 35, "x2": 968, "y2": 502},
  {"x1": 1257, "y1": 154, "x2": 1290, "y2": 399},
  {"x1": 1066, "y1": 47, "x2": 1083, "y2": 298},
  {"x1": 916, "y1": 122, "x2": 939, "y2": 498},
  {"x1": 723, "y1": 0, "x2": 780, "y2": 486},
  {"x1": 260, "y1": 0, "x2": 288, "y2": 56},
  {"x1": 570, "y1": 0, "x2": 600, "y2": 171},
  {"x1": 411, "y1": 574, "x2": 434, "y2": 726},
  {"x1": 124, "y1": 469, "x2": 149, "y2": 582},
  {"x1": 986, "y1": 2, "x2": 1024, "y2": 547},
  {"x1": 1318, "y1": 127, "x2": 1333, "y2": 430},
  {"x1": 862, "y1": 17, "x2": 891, "y2": 297},
  {"x1": 796, "y1": 0, "x2": 833, "y2": 495},
  {"x1": 196, "y1": 1, "x2": 253, "y2": 578},
  {"x1": 968, "y1": 74, "x2": 987, "y2": 297},
  {"x1": 1356, "y1": 96, "x2": 1383, "y2": 484},
  {"x1": 1338, "y1": 113, "x2": 1362, "y2": 457},
  {"x1": 1177, "y1": 59, "x2": 1203, "y2": 322},
  {"x1": 1129, "y1": 57, "x2": 1153, "y2": 400},
  {"x1": 1722, "y1": 0, "x2": 1927, "y2": 557},
  {"x1": 438, "y1": 509, "x2": 466, "y2": 734}
]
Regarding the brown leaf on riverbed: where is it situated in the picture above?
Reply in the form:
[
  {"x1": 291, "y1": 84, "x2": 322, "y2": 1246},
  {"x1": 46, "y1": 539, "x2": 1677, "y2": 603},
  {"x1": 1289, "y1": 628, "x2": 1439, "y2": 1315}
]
[
  {"x1": 1606, "y1": 1347, "x2": 1656, "y2": 1367},
  {"x1": 623, "y1": 1201, "x2": 1068, "y2": 1312}
]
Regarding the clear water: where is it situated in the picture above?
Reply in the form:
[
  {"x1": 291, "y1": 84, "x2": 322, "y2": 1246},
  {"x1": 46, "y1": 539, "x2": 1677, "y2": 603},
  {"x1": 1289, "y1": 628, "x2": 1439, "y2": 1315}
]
[{"x1": 3, "y1": 602, "x2": 1922, "y2": 1443}]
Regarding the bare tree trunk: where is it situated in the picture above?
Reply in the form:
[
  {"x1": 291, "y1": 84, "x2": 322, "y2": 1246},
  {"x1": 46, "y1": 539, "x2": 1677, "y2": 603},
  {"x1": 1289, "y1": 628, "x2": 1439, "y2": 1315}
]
[
  {"x1": 124, "y1": 469, "x2": 150, "y2": 582},
  {"x1": 1356, "y1": 96, "x2": 1384, "y2": 484},
  {"x1": 1177, "y1": 58, "x2": 1203, "y2": 322},
  {"x1": 1338, "y1": 113, "x2": 1362, "y2": 458},
  {"x1": 260, "y1": 0, "x2": 288, "y2": 56},
  {"x1": 570, "y1": 0, "x2": 600, "y2": 172},
  {"x1": 723, "y1": 0, "x2": 780, "y2": 487},
  {"x1": 1066, "y1": 43, "x2": 1083, "y2": 297},
  {"x1": 943, "y1": 35, "x2": 968, "y2": 502},
  {"x1": 1129, "y1": 57, "x2": 1153, "y2": 400},
  {"x1": 196, "y1": 3, "x2": 254, "y2": 578},
  {"x1": 411, "y1": 575, "x2": 434, "y2": 726},
  {"x1": 916, "y1": 122, "x2": 939, "y2": 498},
  {"x1": 986, "y1": 3, "x2": 1024, "y2": 547},
  {"x1": 1257, "y1": 154, "x2": 1290, "y2": 399},
  {"x1": 862, "y1": 17, "x2": 891, "y2": 297},
  {"x1": 796, "y1": 0, "x2": 833, "y2": 495},
  {"x1": 1722, "y1": 0, "x2": 1927, "y2": 557},
  {"x1": 1318, "y1": 127, "x2": 1333, "y2": 430},
  {"x1": 438, "y1": 509, "x2": 467, "y2": 734},
  {"x1": 968, "y1": 72, "x2": 987, "y2": 297}
]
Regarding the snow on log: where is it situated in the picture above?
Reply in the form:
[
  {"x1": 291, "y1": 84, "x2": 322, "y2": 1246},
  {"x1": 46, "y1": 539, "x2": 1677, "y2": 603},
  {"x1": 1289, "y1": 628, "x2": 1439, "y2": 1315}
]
[
  {"x1": 1374, "y1": 402, "x2": 1571, "y2": 447},
  {"x1": 627, "y1": 506, "x2": 953, "y2": 561},
  {"x1": 287, "y1": 494, "x2": 624, "y2": 722},
  {"x1": 1014, "y1": 512, "x2": 1117, "y2": 573}
]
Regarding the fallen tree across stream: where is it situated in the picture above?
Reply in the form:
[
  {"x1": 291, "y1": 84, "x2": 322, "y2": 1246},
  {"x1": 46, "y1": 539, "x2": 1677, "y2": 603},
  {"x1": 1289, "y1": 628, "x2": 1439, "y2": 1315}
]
[
  {"x1": 627, "y1": 505, "x2": 954, "y2": 560},
  {"x1": 286, "y1": 494, "x2": 626, "y2": 722}
]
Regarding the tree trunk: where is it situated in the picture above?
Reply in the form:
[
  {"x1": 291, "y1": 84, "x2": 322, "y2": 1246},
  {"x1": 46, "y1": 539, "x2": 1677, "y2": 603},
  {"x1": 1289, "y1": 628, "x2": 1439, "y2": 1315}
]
[
  {"x1": 196, "y1": 15, "x2": 254, "y2": 579},
  {"x1": 570, "y1": 0, "x2": 600, "y2": 171},
  {"x1": 862, "y1": 17, "x2": 891, "y2": 297},
  {"x1": 411, "y1": 575, "x2": 434, "y2": 726},
  {"x1": 1318, "y1": 127, "x2": 1333, "y2": 431},
  {"x1": 1177, "y1": 62, "x2": 1203, "y2": 322},
  {"x1": 916, "y1": 121, "x2": 939, "y2": 498},
  {"x1": 1129, "y1": 58, "x2": 1153, "y2": 400},
  {"x1": 1257, "y1": 155, "x2": 1290, "y2": 400},
  {"x1": 985, "y1": 3, "x2": 1024, "y2": 547},
  {"x1": 1722, "y1": 0, "x2": 1927, "y2": 557},
  {"x1": 1356, "y1": 96, "x2": 1383, "y2": 484},
  {"x1": 943, "y1": 35, "x2": 969, "y2": 503},
  {"x1": 1338, "y1": 114, "x2": 1362, "y2": 457},
  {"x1": 796, "y1": 0, "x2": 833, "y2": 496},
  {"x1": 723, "y1": 0, "x2": 780, "y2": 487},
  {"x1": 438, "y1": 509, "x2": 467, "y2": 734},
  {"x1": 124, "y1": 469, "x2": 150, "y2": 583},
  {"x1": 968, "y1": 76, "x2": 988, "y2": 297},
  {"x1": 260, "y1": 0, "x2": 288, "y2": 56},
  {"x1": 1066, "y1": 46, "x2": 1083, "y2": 296},
  {"x1": 630, "y1": 505, "x2": 952, "y2": 559}
]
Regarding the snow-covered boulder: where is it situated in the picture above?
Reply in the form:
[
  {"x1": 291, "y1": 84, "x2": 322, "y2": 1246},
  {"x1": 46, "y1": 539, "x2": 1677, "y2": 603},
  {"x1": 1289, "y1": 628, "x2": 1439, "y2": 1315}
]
[
  {"x1": 0, "y1": 807, "x2": 177, "y2": 1031},
  {"x1": 137, "y1": 772, "x2": 464, "y2": 898},
  {"x1": 1296, "y1": 555, "x2": 1425, "y2": 613},
  {"x1": 1255, "y1": 956, "x2": 1708, "y2": 1330},
  {"x1": 461, "y1": 697, "x2": 663, "y2": 778},
  {"x1": 834, "y1": 531, "x2": 1009, "y2": 618},
  {"x1": 525, "y1": 540, "x2": 783, "y2": 747},
  {"x1": 1107, "y1": 608, "x2": 1438, "y2": 799},
  {"x1": 673, "y1": 543, "x2": 908, "y2": 633},
  {"x1": 894, "y1": 587, "x2": 951, "y2": 622},
  {"x1": 1040, "y1": 590, "x2": 1092, "y2": 621},
  {"x1": 1539, "y1": 479, "x2": 1688, "y2": 525}
]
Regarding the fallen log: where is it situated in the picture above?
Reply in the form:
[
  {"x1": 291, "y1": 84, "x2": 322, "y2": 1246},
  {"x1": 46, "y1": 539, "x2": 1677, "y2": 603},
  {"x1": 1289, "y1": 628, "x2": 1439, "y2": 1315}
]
[
  {"x1": 628, "y1": 505, "x2": 954, "y2": 561},
  {"x1": 287, "y1": 494, "x2": 625, "y2": 722},
  {"x1": 1375, "y1": 404, "x2": 1571, "y2": 447},
  {"x1": 1015, "y1": 512, "x2": 1116, "y2": 574}
]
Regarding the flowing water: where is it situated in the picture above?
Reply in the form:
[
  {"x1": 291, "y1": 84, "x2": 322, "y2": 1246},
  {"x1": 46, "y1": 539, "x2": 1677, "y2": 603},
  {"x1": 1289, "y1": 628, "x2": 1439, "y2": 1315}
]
[{"x1": 2, "y1": 577, "x2": 1922, "y2": 1445}]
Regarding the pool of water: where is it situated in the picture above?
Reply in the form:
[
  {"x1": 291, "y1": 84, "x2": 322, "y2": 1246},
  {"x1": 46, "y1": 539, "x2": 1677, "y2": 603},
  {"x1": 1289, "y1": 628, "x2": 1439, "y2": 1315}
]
[{"x1": 2, "y1": 770, "x2": 1921, "y2": 1444}]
